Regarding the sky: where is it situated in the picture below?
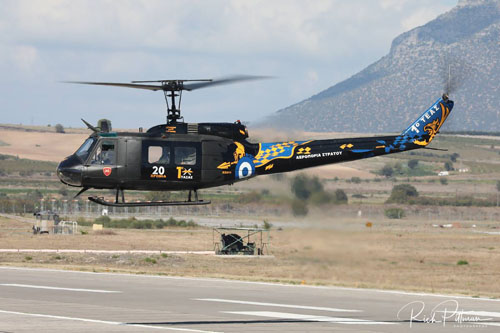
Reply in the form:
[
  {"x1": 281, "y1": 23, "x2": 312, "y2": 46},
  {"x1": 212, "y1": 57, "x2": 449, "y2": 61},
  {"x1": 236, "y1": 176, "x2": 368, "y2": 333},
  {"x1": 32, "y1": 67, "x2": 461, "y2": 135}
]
[{"x1": 0, "y1": 0, "x2": 457, "y2": 129}]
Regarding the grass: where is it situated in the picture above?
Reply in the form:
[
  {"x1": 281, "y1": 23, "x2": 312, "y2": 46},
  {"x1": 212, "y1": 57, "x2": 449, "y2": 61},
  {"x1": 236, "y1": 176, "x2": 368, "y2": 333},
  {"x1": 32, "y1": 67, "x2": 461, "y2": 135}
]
[
  {"x1": 0, "y1": 154, "x2": 58, "y2": 173},
  {"x1": 144, "y1": 257, "x2": 157, "y2": 264}
]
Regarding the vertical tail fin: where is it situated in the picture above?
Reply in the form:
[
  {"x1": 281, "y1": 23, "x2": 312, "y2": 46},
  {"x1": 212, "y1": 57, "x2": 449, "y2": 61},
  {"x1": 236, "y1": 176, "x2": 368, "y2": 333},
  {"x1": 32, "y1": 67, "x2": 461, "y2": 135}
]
[{"x1": 402, "y1": 94, "x2": 454, "y2": 146}]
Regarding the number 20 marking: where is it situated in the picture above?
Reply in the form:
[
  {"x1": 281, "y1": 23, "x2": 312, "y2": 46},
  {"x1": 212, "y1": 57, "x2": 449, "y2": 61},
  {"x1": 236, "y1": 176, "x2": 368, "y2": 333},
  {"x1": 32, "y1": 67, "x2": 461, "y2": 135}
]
[{"x1": 152, "y1": 166, "x2": 165, "y2": 175}]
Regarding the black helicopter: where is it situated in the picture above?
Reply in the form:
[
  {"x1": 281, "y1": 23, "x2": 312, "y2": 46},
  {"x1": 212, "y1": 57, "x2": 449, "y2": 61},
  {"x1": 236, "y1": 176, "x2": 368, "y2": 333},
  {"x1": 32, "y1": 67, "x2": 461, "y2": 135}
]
[{"x1": 57, "y1": 76, "x2": 454, "y2": 207}]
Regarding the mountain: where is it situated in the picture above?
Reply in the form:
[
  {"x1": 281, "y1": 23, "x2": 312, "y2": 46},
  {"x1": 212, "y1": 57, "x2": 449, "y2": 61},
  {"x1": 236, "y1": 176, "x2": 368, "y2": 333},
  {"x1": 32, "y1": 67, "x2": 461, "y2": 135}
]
[{"x1": 266, "y1": 0, "x2": 500, "y2": 132}]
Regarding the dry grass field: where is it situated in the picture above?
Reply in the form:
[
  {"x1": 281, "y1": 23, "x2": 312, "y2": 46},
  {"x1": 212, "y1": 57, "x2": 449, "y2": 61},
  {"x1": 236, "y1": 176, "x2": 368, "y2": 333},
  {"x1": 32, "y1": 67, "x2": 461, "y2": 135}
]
[
  {"x1": 2, "y1": 215, "x2": 500, "y2": 298},
  {"x1": 0, "y1": 129, "x2": 89, "y2": 161}
]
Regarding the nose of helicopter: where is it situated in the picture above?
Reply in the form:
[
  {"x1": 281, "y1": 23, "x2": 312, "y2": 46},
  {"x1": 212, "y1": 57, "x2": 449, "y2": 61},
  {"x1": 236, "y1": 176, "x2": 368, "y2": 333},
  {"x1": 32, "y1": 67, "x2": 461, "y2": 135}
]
[{"x1": 57, "y1": 155, "x2": 83, "y2": 187}]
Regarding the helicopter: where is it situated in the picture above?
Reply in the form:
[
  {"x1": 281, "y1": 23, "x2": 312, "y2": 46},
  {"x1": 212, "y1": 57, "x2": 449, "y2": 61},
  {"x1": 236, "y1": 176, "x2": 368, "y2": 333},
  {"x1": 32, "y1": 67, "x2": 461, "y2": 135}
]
[{"x1": 57, "y1": 76, "x2": 454, "y2": 207}]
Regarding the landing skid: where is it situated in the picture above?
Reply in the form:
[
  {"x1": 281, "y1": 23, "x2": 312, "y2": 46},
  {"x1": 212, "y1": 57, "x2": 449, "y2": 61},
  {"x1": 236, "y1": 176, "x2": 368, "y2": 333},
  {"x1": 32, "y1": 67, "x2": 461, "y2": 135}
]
[
  {"x1": 88, "y1": 196, "x2": 210, "y2": 207},
  {"x1": 88, "y1": 189, "x2": 210, "y2": 207}
]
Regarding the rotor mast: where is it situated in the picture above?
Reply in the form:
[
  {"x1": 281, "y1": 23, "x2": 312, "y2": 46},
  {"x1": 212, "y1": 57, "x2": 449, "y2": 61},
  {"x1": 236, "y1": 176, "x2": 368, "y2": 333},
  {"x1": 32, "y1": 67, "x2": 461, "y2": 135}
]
[{"x1": 132, "y1": 79, "x2": 212, "y2": 124}]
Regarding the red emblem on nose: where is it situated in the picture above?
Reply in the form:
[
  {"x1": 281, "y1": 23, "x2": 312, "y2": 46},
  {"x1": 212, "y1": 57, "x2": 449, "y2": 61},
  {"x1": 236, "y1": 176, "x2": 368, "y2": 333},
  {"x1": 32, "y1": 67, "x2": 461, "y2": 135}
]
[{"x1": 103, "y1": 167, "x2": 112, "y2": 177}]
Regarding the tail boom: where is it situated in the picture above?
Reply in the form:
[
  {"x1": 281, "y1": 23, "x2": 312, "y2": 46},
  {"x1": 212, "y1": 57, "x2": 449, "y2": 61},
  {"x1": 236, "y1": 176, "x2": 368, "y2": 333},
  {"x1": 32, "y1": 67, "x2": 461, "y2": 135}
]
[{"x1": 250, "y1": 95, "x2": 454, "y2": 176}]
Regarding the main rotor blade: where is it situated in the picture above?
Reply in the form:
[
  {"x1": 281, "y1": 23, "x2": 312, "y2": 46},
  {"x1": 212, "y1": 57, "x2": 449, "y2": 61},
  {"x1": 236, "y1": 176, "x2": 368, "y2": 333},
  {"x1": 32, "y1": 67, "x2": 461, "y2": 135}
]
[
  {"x1": 183, "y1": 75, "x2": 272, "y2": 91},
  {"x1": 64, "y1": 75, "x2": 272, "y2": 92},
  {"x1": 64, "y1": 81, "x2": 164, "y2": 91}
]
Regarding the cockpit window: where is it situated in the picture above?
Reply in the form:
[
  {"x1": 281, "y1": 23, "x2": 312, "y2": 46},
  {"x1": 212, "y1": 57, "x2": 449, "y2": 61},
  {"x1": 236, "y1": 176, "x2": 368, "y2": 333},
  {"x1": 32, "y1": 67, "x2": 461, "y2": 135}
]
[
  {"x1": 91, "y1": 140, "x2": 116, "y2": 165},
  {"x1": 75, "y1": 137, "x2": 96, "y2": 161}
]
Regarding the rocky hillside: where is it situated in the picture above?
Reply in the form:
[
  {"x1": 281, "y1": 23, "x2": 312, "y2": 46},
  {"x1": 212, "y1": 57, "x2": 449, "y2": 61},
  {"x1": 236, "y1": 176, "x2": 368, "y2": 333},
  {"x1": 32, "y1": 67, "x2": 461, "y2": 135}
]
[{"x1": 266, "y1": 0, "x2": 500, "y2": 132}]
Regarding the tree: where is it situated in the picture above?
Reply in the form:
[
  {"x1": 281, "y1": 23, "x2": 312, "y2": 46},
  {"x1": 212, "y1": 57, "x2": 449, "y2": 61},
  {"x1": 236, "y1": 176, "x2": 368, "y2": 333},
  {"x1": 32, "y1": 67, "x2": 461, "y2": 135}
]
[
  {"x1": 333, "y1": 189, "x2": 348, "y2": 203},
  {"x1": 380, "y1": 164, "x2": 394, "y2": 178},
  {"x1": 439, "y1": 177, "x2": 448, "y2": 185},
  {"x1": 55, "y1": 124, "x2": 65, "y2": 133},
  {"x1": 386, "y1": 184, "x2": 419, "y2": 203},
  {"x1": 444, "y1": 161, "x2": 453, "y2": 171},
  {"x1": 291, "y1": 199, "x2": 308, "y2": 216},
  {"x1": 450, "y1": 153, "x2": 460, "y2": 162},
  {"x1": 291, "y1": 174, "x2": 323, "y2": 200},
  {"x1": 496, "y1": 180, "x2": 500, "y2": 192},
  {"x1": 310, "y1": 191, "x2": 331, "y2": 206},
  {"x1": 408, "y1": 159, "x2": 419, "y2": 169}
]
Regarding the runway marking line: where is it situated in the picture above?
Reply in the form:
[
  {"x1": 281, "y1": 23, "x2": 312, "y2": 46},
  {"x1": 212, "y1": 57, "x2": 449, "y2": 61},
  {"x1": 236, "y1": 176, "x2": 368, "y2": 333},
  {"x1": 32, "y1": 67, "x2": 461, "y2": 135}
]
[
  {"x1": 0, "y1": 309, "x2": 221, "y2": 333},
  {"x1": 223, "y1": 311, "x2": 396, "y2": 325},
  {"x1": 0, "y1": 283, "x2": 121, "y2": 293},
  {"x1": 2, "y1": 266, "x2": 500, "y2": 303},
  {"x1": 195, "y1": 298, "x2": 361, "y2": 313}
]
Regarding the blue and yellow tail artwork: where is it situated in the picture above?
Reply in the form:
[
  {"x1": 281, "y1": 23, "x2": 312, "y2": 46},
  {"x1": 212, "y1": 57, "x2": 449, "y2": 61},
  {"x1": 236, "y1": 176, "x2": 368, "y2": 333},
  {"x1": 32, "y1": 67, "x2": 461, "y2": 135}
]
[{"x1": 221, "y1": 94, "x2": 455, "y2": 179}]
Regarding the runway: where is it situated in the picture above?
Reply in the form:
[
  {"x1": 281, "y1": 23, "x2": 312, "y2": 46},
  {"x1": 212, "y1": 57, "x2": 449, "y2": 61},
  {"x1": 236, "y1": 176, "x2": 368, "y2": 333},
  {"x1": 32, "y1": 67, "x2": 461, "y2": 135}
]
[{"x1": 1, "y1": 266, "x2": 499, "y2": 332}]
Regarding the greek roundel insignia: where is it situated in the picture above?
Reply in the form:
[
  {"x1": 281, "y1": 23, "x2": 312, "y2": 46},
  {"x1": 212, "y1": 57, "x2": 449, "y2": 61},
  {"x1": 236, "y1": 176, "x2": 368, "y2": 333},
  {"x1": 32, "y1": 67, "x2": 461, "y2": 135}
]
[
  {"x1": 235, "y1": 156, "x2": 255, "y2": 180},
  {"x1": 102, "y1": 167, "x2": 112, "y2": 177}
]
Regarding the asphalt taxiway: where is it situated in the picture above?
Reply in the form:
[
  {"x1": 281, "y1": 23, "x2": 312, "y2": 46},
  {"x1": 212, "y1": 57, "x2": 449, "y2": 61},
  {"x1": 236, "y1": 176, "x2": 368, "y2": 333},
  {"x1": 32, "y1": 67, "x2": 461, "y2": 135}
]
[{"x1": 1, "y1": 266, "x2": 499, "y2": 332}]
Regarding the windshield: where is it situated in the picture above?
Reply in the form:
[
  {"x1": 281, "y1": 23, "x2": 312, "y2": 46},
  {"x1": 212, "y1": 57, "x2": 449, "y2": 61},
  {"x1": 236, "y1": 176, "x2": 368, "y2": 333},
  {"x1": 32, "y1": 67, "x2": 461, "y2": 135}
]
[{"x1": 75, "y1": 137, "x2": 96, "y2": 161}]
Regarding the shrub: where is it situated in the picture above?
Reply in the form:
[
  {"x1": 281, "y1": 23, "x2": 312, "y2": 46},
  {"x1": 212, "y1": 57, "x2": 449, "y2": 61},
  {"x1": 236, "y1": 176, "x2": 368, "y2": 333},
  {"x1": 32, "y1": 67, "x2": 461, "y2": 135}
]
[
  {"x1": 95, "y1": 215, "x2": 111, "y2": 224},
  {"x1": 144, "y1": 257, "x2": 157, "y2": 264},
  {"x1": 439, "y1": 177, "x2": 448, "y2": 185},
  {"x1": 408, "y1": 159, "x2": 419, "y2": 169},
  {"x1": 55, "y1": 124, "x2": 65, "y2": 133},
  {"x1": 310, "y1": 191, "x2": 332, "y2": 206},
  {"x1": 385, "y1": 207, "x2": 405, "y2": 219},
  {"x1": 444, "y1": 161, "x2": 453, "y2": 171},
  {"x1": 386, "y1": 184, "x2": 419, "y2": 204},
  {"x1": 351, "y1": 177, "x2": 361, "y2": 184},
  {"x1": 380, "y1": 165, "x2": 394, "y2": 178},
  {"x1": 263, "y1": 220, "x2": 273, "y2": 230},
  {"x1": 291, "y1": 199, "x2": 308, "y2": 216},
  {"x1": 92, "y1": 216, "x2": 197, "y2": 229},
  {"x1": 291, "y1": 174, "x2": 323, "y2": 200},
  {"x1": 333, "y1": 189, "x2": 348, "y2": 204},
  {"x1": 144, "y1": 191, "x2": 171, "y2": 201},
  {"x1": 457, "y1": 260, "x2": 468, "y2": 266}
]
